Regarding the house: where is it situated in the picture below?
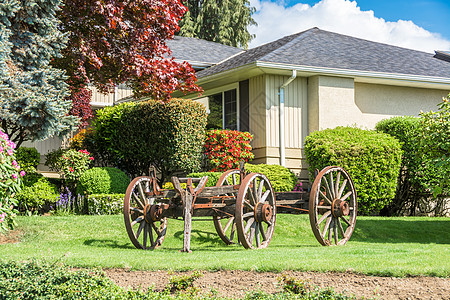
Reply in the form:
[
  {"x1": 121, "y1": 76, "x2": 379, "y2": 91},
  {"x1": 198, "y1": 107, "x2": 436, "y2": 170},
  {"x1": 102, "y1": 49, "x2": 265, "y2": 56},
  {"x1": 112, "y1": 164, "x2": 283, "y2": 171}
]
[{"x1": 175, "y1": 27, "x2": 450, "y2": 179}]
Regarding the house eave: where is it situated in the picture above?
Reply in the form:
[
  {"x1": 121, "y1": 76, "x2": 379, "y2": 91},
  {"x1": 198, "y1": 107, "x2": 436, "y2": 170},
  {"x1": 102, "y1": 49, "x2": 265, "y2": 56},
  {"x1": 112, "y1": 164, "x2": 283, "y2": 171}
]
[{"x1": 191, "y1": 61, "x2": 450, "y2": 93}]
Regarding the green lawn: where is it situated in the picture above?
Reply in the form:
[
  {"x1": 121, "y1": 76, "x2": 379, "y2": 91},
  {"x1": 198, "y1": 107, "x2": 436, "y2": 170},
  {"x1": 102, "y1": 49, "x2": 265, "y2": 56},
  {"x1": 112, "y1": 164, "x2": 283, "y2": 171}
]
[{"x1": 1, "y1": 214, "x2": 449, "y2": 277}]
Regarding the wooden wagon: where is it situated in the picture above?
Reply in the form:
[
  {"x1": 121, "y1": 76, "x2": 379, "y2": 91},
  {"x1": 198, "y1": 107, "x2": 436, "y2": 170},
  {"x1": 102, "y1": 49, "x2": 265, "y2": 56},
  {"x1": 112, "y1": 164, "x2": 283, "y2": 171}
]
[{"x1": 123, "y1": 164, "x2": 357, "y2": 252}]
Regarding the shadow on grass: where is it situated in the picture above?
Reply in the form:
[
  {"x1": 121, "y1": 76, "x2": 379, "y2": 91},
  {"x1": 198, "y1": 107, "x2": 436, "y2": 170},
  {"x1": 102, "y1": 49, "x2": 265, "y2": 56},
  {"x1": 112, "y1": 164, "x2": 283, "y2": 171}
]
[
  {"x1": 351, "y1": 218, "x2": 450, "y2": 244},
  {"x1": 83, "y1": 239, "x2": 135, "y2": 249}
]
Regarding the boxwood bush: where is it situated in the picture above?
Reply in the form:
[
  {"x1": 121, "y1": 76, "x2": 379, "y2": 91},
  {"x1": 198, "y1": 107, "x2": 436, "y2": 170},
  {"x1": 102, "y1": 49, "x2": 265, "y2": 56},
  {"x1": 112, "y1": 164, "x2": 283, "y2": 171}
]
[
  {"x1": 91, "y1": 99, "x2": 207, "y2": 185},
  {"x1": 16, "y1": 176, "x2": 59, "y2": 212},
  {"x1": 167, "y1": 164, "x2": 295, "y2": 192},
  {"x1": 304, "y1": 127, "x2": 402, "y2": 215},
  {"x1": 86, "y1": 194, "x2": 125, "y2": 215},
  {"x1": 77, "y1": 167, "x2": 130, "y2": 195}
]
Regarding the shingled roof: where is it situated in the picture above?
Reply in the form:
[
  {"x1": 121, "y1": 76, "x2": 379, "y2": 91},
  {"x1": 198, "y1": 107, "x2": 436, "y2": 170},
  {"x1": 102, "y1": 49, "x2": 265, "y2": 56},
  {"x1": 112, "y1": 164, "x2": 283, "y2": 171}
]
[
  {"x1": 197, "y1": 27, "x2": 450, "y2": 79},
  {"x1": 167, "y1": 36, "x2": 244, "y2": 68}
]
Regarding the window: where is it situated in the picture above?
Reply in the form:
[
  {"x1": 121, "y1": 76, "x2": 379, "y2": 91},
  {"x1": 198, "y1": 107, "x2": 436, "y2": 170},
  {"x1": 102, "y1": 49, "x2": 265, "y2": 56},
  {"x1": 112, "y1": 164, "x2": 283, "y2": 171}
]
[{"x1": 206, "y1": 89, "x2": 238, "y2": 130}]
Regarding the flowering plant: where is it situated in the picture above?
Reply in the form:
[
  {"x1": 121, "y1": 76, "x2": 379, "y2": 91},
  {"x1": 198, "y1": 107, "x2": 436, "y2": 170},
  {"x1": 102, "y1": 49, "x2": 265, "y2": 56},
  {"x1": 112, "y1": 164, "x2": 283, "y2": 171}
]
[
  {"x1": 47, "y1": 148, "x2": 94, "y2": 182},
  {"x1": 0, "y1": 128, "x2": 23, "y2": 231},
  {"x1": 204, "y1": 130, "x2": 254, "y2": 172}
]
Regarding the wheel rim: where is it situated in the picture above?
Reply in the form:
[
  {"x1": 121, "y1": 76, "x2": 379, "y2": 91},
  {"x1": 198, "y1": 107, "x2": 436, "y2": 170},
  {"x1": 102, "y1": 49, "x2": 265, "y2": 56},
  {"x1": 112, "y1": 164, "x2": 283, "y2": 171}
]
[
  {"x1": 309, "y1": 166, "x2": 357, "y2": 246},
  {"x1": 236, "y1": 173, "x2": 276, "y2": 249},
  {"x1": 124, "y1": 176, "x2": 167, "y2": 250},
  {"x1": 213, "y1": 169, "x2": 240, "y2": 245}
]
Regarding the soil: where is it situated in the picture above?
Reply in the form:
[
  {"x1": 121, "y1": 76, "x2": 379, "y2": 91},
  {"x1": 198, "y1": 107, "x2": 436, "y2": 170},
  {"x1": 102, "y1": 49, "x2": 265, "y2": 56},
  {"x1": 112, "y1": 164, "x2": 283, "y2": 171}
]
[{"x1": 105, "y1": 269, "x2": 450, "y2": 299}]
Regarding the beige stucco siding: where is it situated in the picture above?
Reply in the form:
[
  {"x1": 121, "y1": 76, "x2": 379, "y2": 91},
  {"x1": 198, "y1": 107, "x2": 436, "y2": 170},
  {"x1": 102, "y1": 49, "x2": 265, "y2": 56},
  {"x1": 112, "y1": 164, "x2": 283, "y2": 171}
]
[{"x1": 354, "y1": 82, "x2": 448, "y2": 128}]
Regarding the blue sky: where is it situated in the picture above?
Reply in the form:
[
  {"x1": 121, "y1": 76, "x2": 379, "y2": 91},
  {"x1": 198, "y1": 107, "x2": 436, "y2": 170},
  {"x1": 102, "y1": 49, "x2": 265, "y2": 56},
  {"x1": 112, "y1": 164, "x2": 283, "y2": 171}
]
[
  {"x1": 285, "y1": 0, "x2": 450, "y2": 40},
  {"x1": 248, "y1": 0, "x2": 450, "y2": 52}
]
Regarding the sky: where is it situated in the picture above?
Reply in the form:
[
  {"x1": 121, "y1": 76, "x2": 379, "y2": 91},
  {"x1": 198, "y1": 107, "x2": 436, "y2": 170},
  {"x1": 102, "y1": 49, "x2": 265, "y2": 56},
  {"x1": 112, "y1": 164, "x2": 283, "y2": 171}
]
[{"x1": 247, "y1": 0, "x2": 450, "y2": 53}]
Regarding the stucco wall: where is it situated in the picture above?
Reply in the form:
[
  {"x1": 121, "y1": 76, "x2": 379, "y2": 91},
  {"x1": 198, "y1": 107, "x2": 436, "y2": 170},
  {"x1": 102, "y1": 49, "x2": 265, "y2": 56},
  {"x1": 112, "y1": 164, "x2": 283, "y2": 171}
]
[{"x1": 354, "y1": 82, "x2": 448, "y2": 128}]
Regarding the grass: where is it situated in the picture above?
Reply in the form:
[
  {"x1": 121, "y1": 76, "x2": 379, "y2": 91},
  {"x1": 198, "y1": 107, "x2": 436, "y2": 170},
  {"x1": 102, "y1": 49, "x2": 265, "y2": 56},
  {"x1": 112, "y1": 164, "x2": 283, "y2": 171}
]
[{"x1": 0, "y1": 214, "x2": 449, "y2": 277}]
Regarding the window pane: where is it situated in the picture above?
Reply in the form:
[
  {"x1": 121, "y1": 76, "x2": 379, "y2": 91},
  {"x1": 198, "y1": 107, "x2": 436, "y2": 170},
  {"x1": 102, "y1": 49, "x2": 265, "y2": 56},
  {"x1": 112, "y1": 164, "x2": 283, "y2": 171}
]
[
  {"x1": 207, "y1": 93, "x2": 223, "y2": 129},
  {"x1": 224, "y1": 89, "x2": 237, "y2": 130}
]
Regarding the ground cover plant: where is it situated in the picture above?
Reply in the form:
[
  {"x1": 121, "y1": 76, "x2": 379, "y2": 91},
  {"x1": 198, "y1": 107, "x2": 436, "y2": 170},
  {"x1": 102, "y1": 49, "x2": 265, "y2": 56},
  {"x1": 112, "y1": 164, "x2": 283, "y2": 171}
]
[{"x1": 1, "y1": 214, "x2": 448, "y2": 277}]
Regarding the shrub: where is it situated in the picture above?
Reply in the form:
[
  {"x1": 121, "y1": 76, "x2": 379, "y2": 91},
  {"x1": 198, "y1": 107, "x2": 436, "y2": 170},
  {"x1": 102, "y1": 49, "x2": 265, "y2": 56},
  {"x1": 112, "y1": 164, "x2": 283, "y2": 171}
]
[
  {"x1": 16, "y1": 177, "x2": 59, "y2": 212},
  {"x1": 15, "y1": 147, "x2": 40, "y2": 172},
  {"x1": 204, "y1": 129, "x2": 254, "y2": 172},
  {"x1": 69, "y1": 128, "x2": 93, "y2": 151},
  {"x1": 91, "y1": 99, "x2": 207, "y2": 185},
  {"x1": 304, "y1": 127, "x2": 402, "y2": 215},
  {"x1": 245, "y1": 164, "x2": 297, "y2": 192},
  {"x1": 86, "y1": 194, "x2": 125, "y2": 215},
  {"x1": 77, "y1": 167, "x2": 130, "y2": 195},
  {"x1": 45, "y1": 148, "x2": 94, "y2": 182},
  {"x1": 0, "y1": 129, "x2": 23, "y2": 230},
  {"x1": 376, "y1": 116, "x2": 422, "y2": 215},
  {"x1": 164, "y1": 165, "x2": 296, "y2": 192}
]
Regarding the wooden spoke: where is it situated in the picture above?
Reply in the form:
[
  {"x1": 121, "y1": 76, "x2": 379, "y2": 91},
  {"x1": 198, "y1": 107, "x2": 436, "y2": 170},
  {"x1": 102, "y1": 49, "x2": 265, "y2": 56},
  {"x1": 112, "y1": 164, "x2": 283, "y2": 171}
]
[
  {"x1": 244, "y1": 217, "x2": 255, "y2": 234},
  {"x1": 260, "y1": 190, "x2": 271, "y2": 204},
  {"x1": 243, "y1": 200, "x2": 254, "y2": 210},
  {"x1": 317, "y1": 211, "x2": 331, "y2": 225},
  {"x1": 149, "y1": 224, "x2": 154, "y2": 246},
  {"x1": 242, "y1": 212, "x2": 254, "y2": 219},
  {"x1": 341, "y1": 191, "x2": 352, "y2": 201},
  {"x1": 255, "y1": 224, "x2": 260, "y2": 248},
  {"x1": 317, "y1": 205, "x2": 332, "y2": 210},
  {"x1": 259, "y1": 223, "x2": 267, "y2": 241},
  {"x1": 328, "y1": 172, "x2": 335, "y2": 199},
  {"x1": 333, "y1": 221, "x2": 338, "y2": 245},
  {"x1": 328, "y1": 219, "x2": 333, "y2": 242},
  {"x1": 338, "y1": 179, "x2": 348, "y2": 199},
  {"x1": 323, "y1": 176, "x2": 334, "y2": 200},
  {"x1": 337, "y1": 218, "x2": 346, "y2": 238},
  {"x1": 319, "y1": 190, "x2": 332, "y2": 205},
  {"x1": 130, "y1": 207, "x2": 143, "y2": 214},
  {"x1": 340, "y1": 216, "x2": 351, "y2": 226},
  {"x1": 135, "y1": 221, "x2": 145, "y2": 239},
  {"x1": 257, "y1": 179, "x2": 264, "y2": 201},
  {"x1": 322, "y1": 216, "x2": 332, "y2": 238},
  {"x1": 132, "y1": 193, "x2": 145, "y2": 209},
  {"x1": 131, "y1": 216, "x2": 144, "y2": 226},
  {"x1": 335, "y1": 172, "x2": 340, "y2": 197},
  {"x1": 249, "y1": 222, "x2": 256, "y2": 245},
  {"x1": 142, "y1": 224, "x2": 148, "y2": 248},
  {"x1": 138, "y1": 182, "x2": 146, "y2": 204}
]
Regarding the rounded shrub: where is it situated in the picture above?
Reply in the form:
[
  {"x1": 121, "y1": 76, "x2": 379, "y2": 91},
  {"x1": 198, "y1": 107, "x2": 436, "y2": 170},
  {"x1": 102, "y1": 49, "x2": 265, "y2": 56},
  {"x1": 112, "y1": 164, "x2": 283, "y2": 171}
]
[
  {"x1": 305, "y1": 126, "x2": 402, "y2": 215},
  {"x1": 16, "y1": 177, "x2": 59, "y2": 211},
  {"x1": 245, "y1": 164, "x2": 297, "y2": 192},
  {"x1": 77, "y1": 167, "x2": 130, "y2": 195}
]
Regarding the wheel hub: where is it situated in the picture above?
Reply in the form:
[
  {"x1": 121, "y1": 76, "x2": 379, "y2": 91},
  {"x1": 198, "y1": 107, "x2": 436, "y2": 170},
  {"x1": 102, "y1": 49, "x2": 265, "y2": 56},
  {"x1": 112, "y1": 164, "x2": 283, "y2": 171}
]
[
  {"x1": 255, "y1": 203, "x2": 272, "y2": 223},
  {"x1": 144, "y1": 204, "x2": 167, "y2": 222},
  {"x1": 332, "y1": 199, "x2": 350, "y2": 217}
]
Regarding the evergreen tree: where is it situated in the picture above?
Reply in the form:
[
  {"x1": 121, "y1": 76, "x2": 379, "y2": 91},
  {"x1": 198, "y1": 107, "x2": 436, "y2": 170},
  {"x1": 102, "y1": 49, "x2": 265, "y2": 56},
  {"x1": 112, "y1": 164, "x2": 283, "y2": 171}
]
[
  {"x1": 0, "y1": 0, "x2": 78, "y2": 147},
  {"x1": 179, "y1": 0, "x2": 256, "y2": 49}
]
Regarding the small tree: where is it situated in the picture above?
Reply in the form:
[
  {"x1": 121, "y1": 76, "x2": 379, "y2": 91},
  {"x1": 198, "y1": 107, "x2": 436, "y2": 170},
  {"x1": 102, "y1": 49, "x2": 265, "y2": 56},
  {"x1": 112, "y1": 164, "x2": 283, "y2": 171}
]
[{"x1": 0, "y1": 0, "x2": 78, "y2": 147}]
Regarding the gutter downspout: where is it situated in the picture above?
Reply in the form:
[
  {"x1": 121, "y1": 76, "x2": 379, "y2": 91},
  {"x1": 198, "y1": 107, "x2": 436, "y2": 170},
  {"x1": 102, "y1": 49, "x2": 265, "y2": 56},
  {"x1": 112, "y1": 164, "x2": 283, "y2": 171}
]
[{"x1": 279, "y1": 70, "x2": 297, "y2": 167}]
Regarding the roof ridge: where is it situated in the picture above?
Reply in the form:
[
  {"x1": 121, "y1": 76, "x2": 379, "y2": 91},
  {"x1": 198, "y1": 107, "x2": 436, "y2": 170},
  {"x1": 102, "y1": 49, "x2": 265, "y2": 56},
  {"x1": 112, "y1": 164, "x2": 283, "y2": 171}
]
[{"x1": 260, "y1": 27, "x2": 320, "y2": 60}]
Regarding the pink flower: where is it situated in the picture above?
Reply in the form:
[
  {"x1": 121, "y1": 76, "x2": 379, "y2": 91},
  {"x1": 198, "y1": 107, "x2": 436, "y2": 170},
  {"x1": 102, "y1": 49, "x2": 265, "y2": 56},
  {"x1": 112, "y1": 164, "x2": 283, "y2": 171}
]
[
  {"x1": 89, "y1": 157, "x2": 94, "y2": 160},
  {"x1": 7, "y1": 149, "x2": 13, "y2": 156},
  {"x1": 12, "y1": 160, "x2": 18, "y2": 167},
  {"x1": 12, "y1": 173, "x2": 17, "y2": 179},
  {"x1": 20, "y1": 171, "x2": 26, "y2": 177},
  {"x1": 69, "y1": 167, "x2": 74, "y2": 172},
  {"x1": 0, "y1": 146, "x2": 3, "y2": 152},
  {"x1": 0, "y1": 213, "x2": 5, "y2": 223}
]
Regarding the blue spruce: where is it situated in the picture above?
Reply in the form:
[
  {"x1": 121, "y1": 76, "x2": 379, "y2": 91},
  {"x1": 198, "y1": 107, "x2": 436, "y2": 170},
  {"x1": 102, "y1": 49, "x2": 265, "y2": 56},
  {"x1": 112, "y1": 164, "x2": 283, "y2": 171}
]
[{"x1": 0, "y1": 0, "x2": 78, "y2": 147}]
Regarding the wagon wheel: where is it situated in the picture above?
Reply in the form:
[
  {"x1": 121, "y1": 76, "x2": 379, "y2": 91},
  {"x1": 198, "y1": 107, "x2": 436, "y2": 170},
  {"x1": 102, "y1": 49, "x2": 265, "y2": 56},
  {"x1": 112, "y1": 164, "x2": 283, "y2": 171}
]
[
  {"x1": 309, "y1": 166, "x2": 357, "y2": 246},
  {"x1": 235, "y1": 173, "x2": 276, "y2": 249},
  {"x1": 213, "y1": 169, "x2": 240, "y2": 245},
  {"x1": 124, "y1": 176, "x2": 167, "y2": 250}
]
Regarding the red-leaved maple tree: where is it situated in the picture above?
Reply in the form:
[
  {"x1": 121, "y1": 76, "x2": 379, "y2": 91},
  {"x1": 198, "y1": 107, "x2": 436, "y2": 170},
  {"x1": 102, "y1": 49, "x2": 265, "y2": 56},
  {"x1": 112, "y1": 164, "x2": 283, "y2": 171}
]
[{"x1": 55, "y1": 0, "x2": 201, "y2": 127}]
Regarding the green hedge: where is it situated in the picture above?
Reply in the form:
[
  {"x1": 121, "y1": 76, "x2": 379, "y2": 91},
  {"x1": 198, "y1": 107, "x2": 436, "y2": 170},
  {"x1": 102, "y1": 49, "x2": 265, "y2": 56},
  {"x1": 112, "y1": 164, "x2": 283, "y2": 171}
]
[
  {"x1": 165, "y1": 164, "x2": 296, "y2": 192},
  {"x1": 16, "y1": 177, "x2": 59, "y2": 211},
  {"x1": 305, "y1": 127, "x2": 402, "y2": 215},
  {"x1": 77, "y1": 167, "x2": 130, "y2": 195},
  {"x1": 86, "y1": 194, "x2": 124, "y2": 215},
  {"x1": 91, "y1": 99, "x2": 207, "y2": 184}
]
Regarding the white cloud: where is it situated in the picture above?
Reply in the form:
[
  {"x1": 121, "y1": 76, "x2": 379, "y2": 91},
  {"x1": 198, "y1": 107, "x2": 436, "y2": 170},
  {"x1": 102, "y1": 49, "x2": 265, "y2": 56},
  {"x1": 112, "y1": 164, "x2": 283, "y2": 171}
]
[{"x1": 248, "y1": 0, "x2": 450, "y2": 53}]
